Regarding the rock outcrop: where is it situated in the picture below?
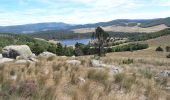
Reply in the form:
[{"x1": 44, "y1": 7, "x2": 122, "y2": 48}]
[
  {"x1": 39, "y1": 51, "x2": 56, "y2": 58},
  {"x1": 91, "y1": 59, "x2": 104, "y2": 67},
  {"x1": 0, "y1": 54, "x2": 2, "y2": 59},
  {"x1": 0, "y1": 58, "x2": 14, "y2": 64},
  {"x1": 2, "y1": 45, "x2": 32, "y2": 59},
  {"x1": 91, "y1": 59, "x2": 123, "y2": 74},
  {"x1": 15, "y1": 60, "x2": 28, "y2": 64},
  {"x1": 66, "y1": 60, "x2": 81, "y2": 66},
  {"x1": 159, "y1": 70, "x2": 170, "y2": 77}
]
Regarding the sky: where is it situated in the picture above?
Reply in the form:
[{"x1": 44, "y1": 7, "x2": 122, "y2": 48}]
[{"x1": 0, "y1": 0, "x2": 170, "y2": 26}]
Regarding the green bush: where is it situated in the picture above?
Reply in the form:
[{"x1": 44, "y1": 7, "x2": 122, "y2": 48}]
[
  {"x1": 165, "y1": 46, "x2": 170, "y2": 52},
  {"x1": 108, "y1": 43, "x2": 149, "y2": 52},
  {"x1": 88, "y1": 69, "x2": 109, "y2": 84},
  {"x1": 155, "y1": 46, "x2": 163, "y2": 52},
  {"x1": 0, "y1": 33, "x2": 149, "y2": 57},
  {"x1": 114, "y1": 73, "x2": 125, "y2": 83},
  {"x1": 130, "y1": 28, "x2": 170, "y2": 41},
  {"x1": 122, "y1": 59, "x2": 134, "y2": 64}
]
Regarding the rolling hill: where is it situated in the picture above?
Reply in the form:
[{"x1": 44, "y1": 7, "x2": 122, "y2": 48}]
[
  {"x1": 0, "y1": 17, "x2": 169, "y2": 34},
  {"x1": 0, "y1": 22, "x2": 73, "y2": 34},
  {"x1": 72, "y1": 24, "x2": 168, "y2": 33}
]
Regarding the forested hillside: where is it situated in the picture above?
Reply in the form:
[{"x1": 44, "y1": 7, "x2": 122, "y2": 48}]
[
  {"x1": 0, "y1": 17, "x2": 169, "y2": 34},
  {"x1": 30, "y1": 30, "x2": 144, "y2": 40}
]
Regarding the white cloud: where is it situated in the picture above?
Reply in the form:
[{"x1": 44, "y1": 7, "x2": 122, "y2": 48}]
[
  {"x1": 0, "y1": 0, "x2": 169, "y2": 26},
  {"x1": 153, "y1": 0, "x2": 170, "y2": 6}
]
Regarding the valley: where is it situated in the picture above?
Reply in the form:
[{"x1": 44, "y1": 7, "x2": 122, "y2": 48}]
[
  {"x1": 0, "y1": 17, "x2": 170, "y2": 100},
  {"x1": 0, "y1": 34, "x2": 170, "y2": 100},
  {"x1": 1, "y1": 0, "x2": 170, "y2": 99}
]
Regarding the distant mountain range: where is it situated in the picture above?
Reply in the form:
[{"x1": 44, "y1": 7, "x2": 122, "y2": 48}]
[{"x1": 0, "y1": 17, "x2": 170, "y2": 34}]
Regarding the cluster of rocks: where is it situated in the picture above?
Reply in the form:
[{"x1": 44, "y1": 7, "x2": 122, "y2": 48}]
[
  {"x1": 0, "y1": 45, "x2": 57, "y2": 64},
  {"x1": 158, "y1": 70, "x2": 170, "y2": 77},
  {"x1": 91, "y1": 59, "x2": 123, "y2": 74},
  {"x1": 66, "y1": 60, "x2": 81, "y2": 66},
  {"x1": 39, "y1": 51, "x2": 56, "y2": 58},
  {"x1": 65, "y1": 59, "x2": 123, "y2": 74},
  {"x1": 0, "y1": 45, "x2": 123, "y2": 76}
]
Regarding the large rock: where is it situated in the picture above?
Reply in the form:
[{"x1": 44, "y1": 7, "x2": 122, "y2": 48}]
[
  {"x1": 0, "y1": 54, "x2": 2, "y2": 59},
  {"x1": 66, "y1": 60, "x2": 81, "y2": 66},
  {"x1": 29, "y1": 57, "x2": 39, "y2": 62},
  {"x1": 15, "y1": 60, "x2": 28, "y2": 64},
  {"x1": 159, "y1": 70, "x2": 170, "y2": 77},
  {"x1": 91, "y1": 59, "x2": 123, "y2": 74},
  {"x1": 91, "y1": 59, "x2": 106, "y2": 67},
  {"x1": 39, "y1": 51, "x2": 56, "y2": 58},
  {"x1": 0, "y1": 58, "x2": 14, "y2": 64},
  {"x1": 2, "y1": 45, "x2": 32, "y2": 59}
]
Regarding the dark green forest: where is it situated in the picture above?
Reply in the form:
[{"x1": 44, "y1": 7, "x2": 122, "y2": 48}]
[
  {"x1": 30, "y1": 30, "x2": 144, "y2": 40},
  {"x1": 0, "y1": 28, "x2": 170, "y2": 56},
  {"x1": 130, "y1": 28, "x2": 170, "y2": 41}
]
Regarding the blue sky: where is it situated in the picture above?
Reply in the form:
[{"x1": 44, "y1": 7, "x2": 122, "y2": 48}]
[{"x1": 0, "y1": 0, "x2": 170, "y2": 26}]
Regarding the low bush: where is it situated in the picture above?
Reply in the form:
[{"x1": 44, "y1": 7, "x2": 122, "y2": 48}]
[
  {"x1": 122, "y1": 75, "x2": 136, "y2": 91},
  {"x1": 139, "y1": 68, "x2": 153, "y2": 79},
  {"x1": 114, "y1": 73, "x2": 125, "y2": 83},
  {"x1": 114, "y1": 73, "x2": 136, "y2": 91},
  {"x1": 87, "y1": 69, "x2": 109, "y2": 84},
  {"x1": 155, "y1": 46, "x2": 163, "y2": 52},
  {"x1": 165, "y1": 46, "x2": 170, "y2": 52},
  {"x1": 107, "y1": 43, "x2": 149, "y2": 52},
  {"x1": 167, "y1": 54, "x2": 170, "y2": 58},
  {"x1": 122, "y1": 59, "x2": 134, "y2": 64}
]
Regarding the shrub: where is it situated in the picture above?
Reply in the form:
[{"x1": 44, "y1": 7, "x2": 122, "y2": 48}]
[
  {"x1": 122, "y1": 75, "x2": 136, "y2": 91},
  {"x1": 52, "y1": 63, "x2": 62, "y2": 71},
  {"x1": 155, "y1": 46, "x2": 163, "y2": 52},
  {"x1": 47, "y1": 44, "x2": 57, "y2": 54},
  {"x1": 139, "y1": 68, "x2": 153, "y2": 79},
  {"x1": 122, "y1": 59, "x2": 134, "y2": 64},
  {"x1": 165, "y1": 46, "x2": 170, "y2": 52},
  {"x1": 47, "y1": 56, "x2": 56, "y2": 61},
  {"x1": 18, "y1": 80, "x2": 37, "y2": 97},
  {"x1": 87, "y1": 69, "x2": 109, "y2": 84},
  {"x1": 114, "y1": 73, "x2": 125, "y2": 83},
  {"x1": 109, "y1": 43, "x2": 149, "y2": 52},
  {"x1": 64, "y1": 46, "x2": 74, "y2": 56},
  {"x1": 167, "y1": 54, "x2": 170, "y2": 58},
  {"x1": 75, "y1": 48, "x2": 84, "y2": 56},
  {"x1": 10, "y1": 70, "x2": 15, "y2": 76}
]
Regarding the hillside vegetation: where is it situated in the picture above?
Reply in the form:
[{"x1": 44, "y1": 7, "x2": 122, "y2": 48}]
[
  {"x1": 1, "y1": 28, "x2": 170, "y2": 56},
  {"x1": 0, "y1": 42, "x2": 170, "y2": 100},
  {"x1": 130, "y1": 28, "x2": 170, "y2": 41},
  {"x1": 0, "y1": 33, "x2": 55, "y2": 54},
  {"x1": 31, "y1": 30, "x2": 145, "y2": 40},
  {"x1": 0, "y1": 27, "x2": 170, "y2": 100},
  {"x1": 72, "y1": 24, "x2": 168, "y2": 33}
]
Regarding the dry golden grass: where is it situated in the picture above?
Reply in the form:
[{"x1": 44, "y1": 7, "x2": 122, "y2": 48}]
[
  {"x1": 0, "y1": 53, "x2": 169, "y2": 100},
  {"x1": 0, "y1": 36, "x2": 170, "y2": 100}
]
